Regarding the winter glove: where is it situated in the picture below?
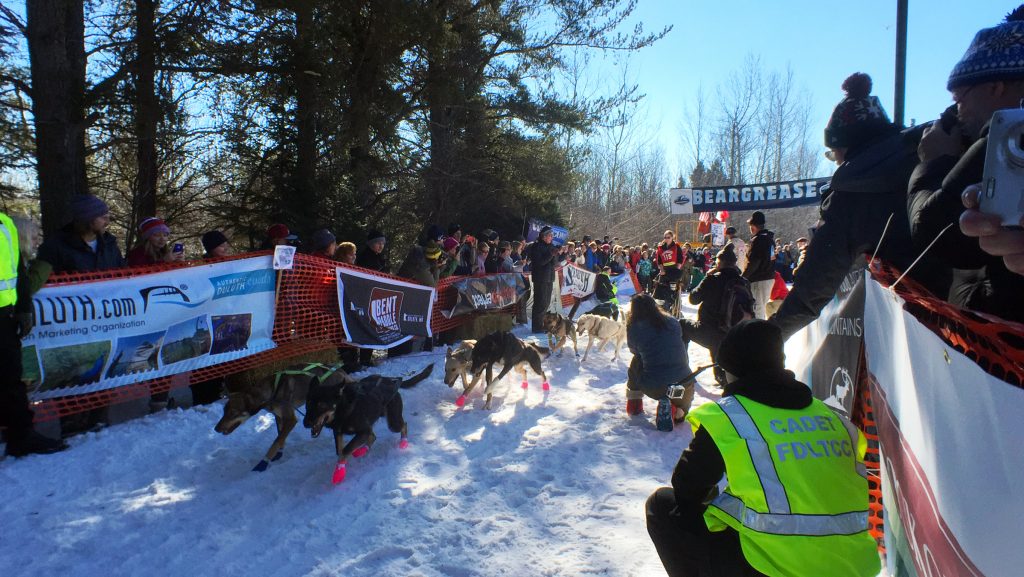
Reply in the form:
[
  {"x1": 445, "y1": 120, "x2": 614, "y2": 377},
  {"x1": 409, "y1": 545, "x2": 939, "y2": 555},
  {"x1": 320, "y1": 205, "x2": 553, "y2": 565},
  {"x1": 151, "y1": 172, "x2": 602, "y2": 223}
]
[{"x1": 16, "y1": 312, "x2": 33, "y2": 337}]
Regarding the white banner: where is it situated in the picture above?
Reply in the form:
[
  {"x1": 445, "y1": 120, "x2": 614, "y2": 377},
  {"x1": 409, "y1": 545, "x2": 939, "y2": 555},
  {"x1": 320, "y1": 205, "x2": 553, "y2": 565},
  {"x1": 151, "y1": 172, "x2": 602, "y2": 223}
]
[
  {"x1": 711, "y1": 222, "x2": 726, "y2": 246},
  {"x1": 669, "y1": 187, "x2": 693, "y2": 215},
  {"x1": 22, "y1": 256, "x2": 278, "y2": 400},
  {"x1": 863, "y1": 277, "x2": 1024, "y2": 577},
  {"x1": 560, "y1": 264, "x2": 597, "y2": 298}
]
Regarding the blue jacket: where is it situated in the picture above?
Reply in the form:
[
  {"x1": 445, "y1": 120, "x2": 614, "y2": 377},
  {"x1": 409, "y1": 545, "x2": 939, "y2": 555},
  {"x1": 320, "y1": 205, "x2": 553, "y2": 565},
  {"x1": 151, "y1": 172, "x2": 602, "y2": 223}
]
[{"x1": 627, "y1": 315, "x2": 690, "y2": 390}]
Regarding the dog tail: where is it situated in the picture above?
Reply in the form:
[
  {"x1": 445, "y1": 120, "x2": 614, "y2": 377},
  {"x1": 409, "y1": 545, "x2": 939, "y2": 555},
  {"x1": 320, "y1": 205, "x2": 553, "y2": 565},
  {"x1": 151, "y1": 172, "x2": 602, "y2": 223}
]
[
  {"x1": 400, "y1": 363, "x2": 434, "y2": 389},
  {"x1": 533, "y1": 345, "x2": 550, "y2": 357}
]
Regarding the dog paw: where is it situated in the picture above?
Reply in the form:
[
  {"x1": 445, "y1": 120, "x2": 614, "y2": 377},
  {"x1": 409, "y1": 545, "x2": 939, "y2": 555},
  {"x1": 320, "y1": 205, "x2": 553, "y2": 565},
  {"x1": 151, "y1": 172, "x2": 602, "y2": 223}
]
[
  {"x1": 398, "y1": 438, "x2": 409, "y2": 450},
  {"x1": 542, "y1": 381, "x2": 550, "y2": 391},
  {"x1": 455, "y1": 395, "x2": 467, "y2": 407},
  {"x1": 271, "y1": 450, "x2": 283, "y2": 462},
  {"x1": 332, "y1": 462, "x2": 347, "y2": 484},
  {"x1": 252, "y1": 460, "x2": 269, "y2": 473},
  {"x1": 352, "y1": 446, "x2": 369, "y2": 458}
]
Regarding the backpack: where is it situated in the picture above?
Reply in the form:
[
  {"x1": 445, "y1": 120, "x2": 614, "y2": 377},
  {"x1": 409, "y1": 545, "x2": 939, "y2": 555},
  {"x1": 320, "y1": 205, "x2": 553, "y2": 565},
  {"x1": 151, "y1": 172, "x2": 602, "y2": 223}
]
[{"x1": 718, "y1": 274, "x2": 755, "y2": 332}]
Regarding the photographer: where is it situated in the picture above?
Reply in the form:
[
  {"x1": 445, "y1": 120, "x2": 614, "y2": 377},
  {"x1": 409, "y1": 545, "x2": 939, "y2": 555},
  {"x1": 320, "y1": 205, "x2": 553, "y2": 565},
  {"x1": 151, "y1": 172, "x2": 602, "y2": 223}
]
[
  {"x1": 646, "y1": 321, "x2": 879, "y2": 577},
  {"x1": 907, "y1": 7, "x2": 1024, "y2": 323}
]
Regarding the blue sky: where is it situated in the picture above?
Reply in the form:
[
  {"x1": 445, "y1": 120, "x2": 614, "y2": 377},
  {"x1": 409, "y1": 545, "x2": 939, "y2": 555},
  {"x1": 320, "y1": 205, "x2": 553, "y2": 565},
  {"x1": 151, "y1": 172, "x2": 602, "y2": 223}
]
[{"x1": 608, "y1": 0, "x2": 1014, "y2": 176}]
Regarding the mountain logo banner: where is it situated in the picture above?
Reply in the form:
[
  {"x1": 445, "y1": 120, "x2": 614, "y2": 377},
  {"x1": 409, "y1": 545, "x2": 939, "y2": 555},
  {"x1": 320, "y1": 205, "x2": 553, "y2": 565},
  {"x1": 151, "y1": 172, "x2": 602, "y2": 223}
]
[
  {"x1": 786, "y1": 268, "x2": 866, "y2": 417},
  {"x1": 337, "y1": 267, "x2": 434, "y2": 349},
  {"x1": 443, "y1": 273, "x2": 526, "y2": 319},
  {"x1": 22, "y1": 256, "x2": 278, "y2": 401},
  {"x1": 669, "y1": 177, "x2": 831, "y2": 214}
]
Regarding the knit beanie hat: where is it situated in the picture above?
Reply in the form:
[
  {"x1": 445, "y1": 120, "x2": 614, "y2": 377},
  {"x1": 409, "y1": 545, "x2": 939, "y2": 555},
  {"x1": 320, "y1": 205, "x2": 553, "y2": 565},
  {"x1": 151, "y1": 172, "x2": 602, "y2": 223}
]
[
  {"x1": 948, "y1": 7, "x2": 1024, "y2": 90},
  {"x1": 267, "y1": 223, "x2": 289, "y2": 240},
  {"x1": 424, "y1": 240, "x2": 442, "y2": 261},
  {"x1": 442, "y1": 237, "x2": 459, "y2": 252},
  {"x1": 716, "y1": 320, "x2": 786, "y2": 378},
  {"x1": 70, "y1": 195, "x2": 110, "y2": 223},
  {"x1": 201, "y1": 230, "x2": 229, "y2": 255},
  {"x1": 311, "y1": 228, "x2": 336, "y2": 251},
  {"x1": 539, "y1": 226, "x2": 553, "y2": 238},
  {"x1": 138, "y1": 217, "x2": 170, "y2": 241},
  {"x1": 824, "y1": 73, "x2": 893, "y2": 149},
  {"x1": 366, "y1": 229, "x2": 385, "y2": 244},
  {"x1": 716, "y1": 244, "x2": 738, "y2": 266}
]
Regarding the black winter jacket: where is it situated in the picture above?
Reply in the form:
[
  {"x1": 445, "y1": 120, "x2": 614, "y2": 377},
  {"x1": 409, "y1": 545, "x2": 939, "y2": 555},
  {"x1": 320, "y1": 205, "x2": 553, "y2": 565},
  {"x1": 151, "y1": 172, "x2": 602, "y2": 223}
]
[
  {"x1": 772, "y1": 129, "x2": 926, "y2": 338},
  {"x1": 742, "y1": 229, "x2": 775, "y2": 282},
  {"x1": 355, "y1": 245, "x2": 389, "y2": 274},
  {"x1": 908, "y1": 125, "x2": 1024, "y2": 323},
  {"x1": 37, "y1": 228, "x2": 124, "y2": 274},
  {"x1": 526, "y1": 240, "x2": 557, "y2": 280},
  {"x1": 669, "y1": 369, "x2": 812, "y2": 529},
  {"x1": 689, "y1": 266, "x2": 744, "y2": 329},
  {"x1": 595, "y1": 272, "x2": 616, "y2": 303}
]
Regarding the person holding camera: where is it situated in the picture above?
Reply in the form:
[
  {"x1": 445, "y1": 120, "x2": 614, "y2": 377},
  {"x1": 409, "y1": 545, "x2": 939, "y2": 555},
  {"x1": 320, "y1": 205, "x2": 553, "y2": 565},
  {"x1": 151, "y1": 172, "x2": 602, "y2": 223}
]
[
  {"x1": 769, "y1": 72, "x2": 925, "y2": 338},
  {"x1": 126, "y1": 217, "x2": 185, "y2": 266},
  {"x1": 907, "y1": 7, "x2": 1024, "y2": 323},
  {"x1": 646, "y1": 320, "x2": 879, "y2": 577},
  {"x1": 526, "y1": 226, "x2": 558, "y2": 333}
]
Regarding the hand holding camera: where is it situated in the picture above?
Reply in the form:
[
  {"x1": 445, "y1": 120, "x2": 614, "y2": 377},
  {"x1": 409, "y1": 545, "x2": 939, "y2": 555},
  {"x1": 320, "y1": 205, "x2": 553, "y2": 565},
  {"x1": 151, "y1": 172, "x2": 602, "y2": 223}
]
[{"x1": 961, "y1": 183, "x2": 1024, "y2": 276}]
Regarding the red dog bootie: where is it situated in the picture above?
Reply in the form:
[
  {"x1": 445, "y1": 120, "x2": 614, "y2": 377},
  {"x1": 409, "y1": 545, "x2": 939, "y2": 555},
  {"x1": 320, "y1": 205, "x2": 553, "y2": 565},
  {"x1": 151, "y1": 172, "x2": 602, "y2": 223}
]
[
  {"x1": 626, "y1": 398, "x2": 644, "y2": 416},
  {"x1": 398, "y1": 438, "x2": 409, "y2": 449},
  {"x1": 351, "y1": 446, "x2": 369, "y2": 458},
  {"x1": 332, "y1": 461, "x2": 347, "y2": 485},
  {"x1": 521, "y1": 381, "x2": 529, "y2": 389},
  {"x1": 455, "y1": 395, "x2": 467, "y2": 407},
  {"x1": 542, "y1": 381, "x2": 550, "y2": 391}
]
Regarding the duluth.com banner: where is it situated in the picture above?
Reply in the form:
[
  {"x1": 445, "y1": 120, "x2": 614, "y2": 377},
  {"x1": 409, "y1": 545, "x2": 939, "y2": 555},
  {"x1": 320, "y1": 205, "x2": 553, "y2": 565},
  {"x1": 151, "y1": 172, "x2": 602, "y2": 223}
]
[
  {"x1": 23, "y1": 256, "x2": 278, "y2": 401},
  {"x1": 669, "y1": 177, "x2": 831, "y2": 214},
  {"x1": 336, "y1": 268, "x2": 435, "y2": 349}
]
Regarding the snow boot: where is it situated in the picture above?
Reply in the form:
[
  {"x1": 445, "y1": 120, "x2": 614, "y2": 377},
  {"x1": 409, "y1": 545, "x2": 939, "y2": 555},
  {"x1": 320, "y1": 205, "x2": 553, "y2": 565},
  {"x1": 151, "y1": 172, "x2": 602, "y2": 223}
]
[{"x1": 626, "y1": 398, "x2": 644, "y2": 416}]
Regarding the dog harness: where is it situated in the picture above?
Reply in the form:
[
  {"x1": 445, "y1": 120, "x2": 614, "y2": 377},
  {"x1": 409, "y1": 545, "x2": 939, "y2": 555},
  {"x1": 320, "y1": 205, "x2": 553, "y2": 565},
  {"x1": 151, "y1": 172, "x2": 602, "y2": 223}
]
[{"x1": 268, "y1": 362, "x2": 347, "y2": 406}]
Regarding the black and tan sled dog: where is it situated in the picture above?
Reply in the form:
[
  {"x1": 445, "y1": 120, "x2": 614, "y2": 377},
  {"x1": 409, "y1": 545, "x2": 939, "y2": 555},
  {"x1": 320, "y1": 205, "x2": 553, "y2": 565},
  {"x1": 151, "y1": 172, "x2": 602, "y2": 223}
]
[
  {"x1": 304, "y1": 363, "x2": 434, "y2": 484},
  {"x1": 468, "y1": 331, "x2": 550, "y2": 410},
  {"x1": 542, "y1": 311, "x2": 579, "y2": 357},
  {"x1": 215, "y1": 362, "x2": 354, "y2": 472}
]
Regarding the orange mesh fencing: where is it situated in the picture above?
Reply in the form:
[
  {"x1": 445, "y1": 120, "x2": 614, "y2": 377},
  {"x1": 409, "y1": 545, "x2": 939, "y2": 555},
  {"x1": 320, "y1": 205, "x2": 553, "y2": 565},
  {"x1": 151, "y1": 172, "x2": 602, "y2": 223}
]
[
  {"x1": 870, "y1": 261, "x2": 1024, "y2": 387},
  {"x1": 28, "y1": 252, "x2": 513, "y2": 422},
  {"x1": 852, "y1": 361, "x2": 885, "y2": 553}
]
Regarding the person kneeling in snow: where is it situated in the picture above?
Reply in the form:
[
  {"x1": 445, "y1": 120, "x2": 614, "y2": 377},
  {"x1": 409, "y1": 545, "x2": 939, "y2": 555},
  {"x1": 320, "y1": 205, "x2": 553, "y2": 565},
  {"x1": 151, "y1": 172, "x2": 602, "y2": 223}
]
[
  {"x1": 624, "y1": 294, "x2": 692, "y2": 426},
  {"x1": 646, "y1": 320, "x2": 880, "y2": 577}
]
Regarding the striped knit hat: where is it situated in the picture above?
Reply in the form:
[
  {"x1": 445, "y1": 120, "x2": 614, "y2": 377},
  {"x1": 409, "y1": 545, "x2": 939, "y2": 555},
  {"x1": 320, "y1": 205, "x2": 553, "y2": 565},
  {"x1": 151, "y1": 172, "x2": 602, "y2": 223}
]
[{"x1": 138, "y1": 217, "x2": 170, "y2": 240}]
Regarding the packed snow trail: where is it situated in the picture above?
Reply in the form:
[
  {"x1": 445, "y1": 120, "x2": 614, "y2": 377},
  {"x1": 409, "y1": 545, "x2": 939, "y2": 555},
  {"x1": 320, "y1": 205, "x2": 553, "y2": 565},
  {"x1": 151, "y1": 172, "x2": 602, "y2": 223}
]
[{"x1": 1, "y1": 303, "x2": 738, "y2": 577}]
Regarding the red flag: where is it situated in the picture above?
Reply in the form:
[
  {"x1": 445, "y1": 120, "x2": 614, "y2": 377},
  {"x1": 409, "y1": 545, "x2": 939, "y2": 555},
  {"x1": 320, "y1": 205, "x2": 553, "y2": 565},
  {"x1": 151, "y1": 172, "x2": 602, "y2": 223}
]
[
  {"x1": 698, "y1": 212, "x2": 712, "y2": 234},
  {"x1": 717, "y1": 210, "x2": 730, "y2": 222}
]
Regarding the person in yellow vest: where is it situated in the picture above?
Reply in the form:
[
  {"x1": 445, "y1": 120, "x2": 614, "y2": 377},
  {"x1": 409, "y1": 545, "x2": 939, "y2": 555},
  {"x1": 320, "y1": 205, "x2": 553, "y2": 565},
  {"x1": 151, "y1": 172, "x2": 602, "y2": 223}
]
[
  {"x1": 645, "y1": 320, "x2": 879, "y2": 577},
  {"x1": 0, "y1": 212, "x2": 68, "y2": 457}
]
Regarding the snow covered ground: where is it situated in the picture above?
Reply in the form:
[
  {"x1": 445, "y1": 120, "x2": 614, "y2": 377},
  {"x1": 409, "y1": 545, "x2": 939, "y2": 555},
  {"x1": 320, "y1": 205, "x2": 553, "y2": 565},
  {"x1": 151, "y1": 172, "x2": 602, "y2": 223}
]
[{"x1": 0, "y1": 301, "x2": 873, "y2": 577}]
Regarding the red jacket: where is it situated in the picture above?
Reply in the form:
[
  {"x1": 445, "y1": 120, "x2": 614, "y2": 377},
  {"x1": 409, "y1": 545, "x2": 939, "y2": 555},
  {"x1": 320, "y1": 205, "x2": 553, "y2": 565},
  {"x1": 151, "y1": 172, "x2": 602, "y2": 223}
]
[{"x1": 770, "y1": 271, "x2": 790, "y2": 301}]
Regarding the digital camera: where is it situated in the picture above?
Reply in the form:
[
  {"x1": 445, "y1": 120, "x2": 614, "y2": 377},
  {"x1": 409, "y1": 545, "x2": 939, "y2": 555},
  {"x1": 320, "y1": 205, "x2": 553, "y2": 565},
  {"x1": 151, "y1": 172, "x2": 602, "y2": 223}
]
[{"x1": 980, "y1": 109, "x2": 1024, "y2": 227}]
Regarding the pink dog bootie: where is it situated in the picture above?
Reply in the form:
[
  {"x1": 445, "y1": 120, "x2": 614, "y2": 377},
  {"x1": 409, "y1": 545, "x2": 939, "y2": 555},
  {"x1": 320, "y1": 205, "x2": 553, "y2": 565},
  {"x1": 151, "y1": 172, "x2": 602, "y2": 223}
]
[
  {"x1": 399, "y1": 438, "x2": 409, "y2": 450},
  {"x1": 521, "y1": 381, "x2": 529, "y2": 389},
  {"x1": 455, "y1": 395, "x2": 467, "y2": 407},
  {"x1": 542, "y1": 381, "x2": 550, "y2": 391},
  {"x1": 351, "y1": 446, "x2": 369, "y2": 458},
  {"x1": 332, "y1": 461, "x2": 347, "y2": 485}
]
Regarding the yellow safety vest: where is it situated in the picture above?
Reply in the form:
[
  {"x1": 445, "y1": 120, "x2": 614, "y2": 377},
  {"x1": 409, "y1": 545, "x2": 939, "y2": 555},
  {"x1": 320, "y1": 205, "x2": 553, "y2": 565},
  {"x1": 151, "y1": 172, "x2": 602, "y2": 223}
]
[
  {"x1": 0, "y1": 212, "x2": 19, "y2": 308},
  {"x1": 688, "y1": 395, "x2": 880, "y2": 577}
]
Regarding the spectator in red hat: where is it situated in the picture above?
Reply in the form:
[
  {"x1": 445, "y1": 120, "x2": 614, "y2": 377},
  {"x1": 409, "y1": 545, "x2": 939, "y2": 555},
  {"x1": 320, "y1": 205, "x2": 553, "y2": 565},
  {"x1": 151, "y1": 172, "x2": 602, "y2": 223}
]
[
  {"x1": 440, "y1": 237, "x2": 460, "y2": 278},
  {"x1": 261, "y1": 223, "x2": 291, "y2": 249},
  {"x1": 126, "y1": 217, "x2": 184, "y2": 266}
]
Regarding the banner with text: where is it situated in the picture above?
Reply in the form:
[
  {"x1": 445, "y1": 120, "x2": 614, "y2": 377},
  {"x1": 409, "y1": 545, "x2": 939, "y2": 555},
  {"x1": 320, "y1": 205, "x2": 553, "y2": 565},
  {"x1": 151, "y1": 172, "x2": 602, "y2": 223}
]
[
  {"x1": 525, "y1": 218, "x2": 569, "y2": 247},
  {"x1": 669, "y1": 177, "x2": 831, "y2": 214},
  {"x1": 23, "y1": 256, "x2": 278, "y2": 401},
  {"x1": 863, "y1": 277, "x2": 1022, "y2": 577},
  {"x1": 785, "y1": 268, "x2": 866, "y2": 417},
  {"x1": 443, "y1": 273, "x2": 527, "y2": 319},
  {"x1": 337, "y1": 268, "x2": 435, "y2": 349},
  {"x1": 560, "y1": 264, "x2": 597, "y2": 298}
]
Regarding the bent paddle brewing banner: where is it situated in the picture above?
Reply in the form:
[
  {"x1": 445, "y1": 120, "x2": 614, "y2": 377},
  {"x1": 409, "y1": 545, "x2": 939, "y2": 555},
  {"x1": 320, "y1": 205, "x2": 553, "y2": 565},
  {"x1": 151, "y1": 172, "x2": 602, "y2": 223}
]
[
  {"x1": 336, "y1": 267, "x2": 435, "y2": 349},
  {"x1": 22, "y1": 256, "x2": 278, "y2": 400},
  {"x1": 669, "y1": 177, "x2": 831, "y2": 214},
  {"x1": 444, "y1": 273, "x2": 526, "y2": 319}
]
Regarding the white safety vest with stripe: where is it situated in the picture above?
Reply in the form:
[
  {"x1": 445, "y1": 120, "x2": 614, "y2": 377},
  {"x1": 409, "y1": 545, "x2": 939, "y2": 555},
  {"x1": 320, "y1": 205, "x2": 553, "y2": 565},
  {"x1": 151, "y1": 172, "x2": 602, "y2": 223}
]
[
  {"x1": 0, "y1": 212, "x2": 20, "y2": 308},
  {"x1": 687, "y1": 394, "x2": 880, "y2": 577}
]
